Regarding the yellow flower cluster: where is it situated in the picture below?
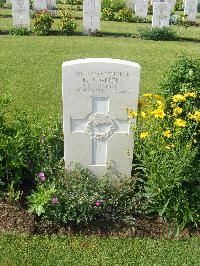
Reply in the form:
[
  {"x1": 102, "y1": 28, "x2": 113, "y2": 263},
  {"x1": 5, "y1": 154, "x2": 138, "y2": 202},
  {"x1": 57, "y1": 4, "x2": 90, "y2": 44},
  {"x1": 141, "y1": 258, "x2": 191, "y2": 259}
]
[
  {"x1": 174, "y1": 118, "x2": 187, "y2": 127},
  {"x1": 188, "y1": 111, "x2": 200, "y2": 122},
  {"x1": 151, "y1": 108, "x2": 166, "y2": 119},
  {"x1": 140, "y1": 132, "x2": 149, "y2": 139},
  {"x1": 172, "y1": 94, "x2": 186, "y2": 103},
  {"x1": 127, "y1": 109, "x2": 137, "y2": 119},
  {"x1": 173, "y1": 107, "x2": 183, "y2": 116},
  {"x1": 163, "y1": 130, "x2": 172, "y2": 138},
  {"x1": 172, "y1": 92, "x2": 197, "y2": 103}
]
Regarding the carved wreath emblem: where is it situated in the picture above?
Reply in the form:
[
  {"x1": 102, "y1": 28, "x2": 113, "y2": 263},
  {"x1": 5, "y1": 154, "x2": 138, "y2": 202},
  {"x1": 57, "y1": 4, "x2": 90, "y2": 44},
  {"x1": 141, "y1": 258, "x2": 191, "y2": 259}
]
[{"x1": 85, "y1": 112, "x2": 116, "y2": 140}]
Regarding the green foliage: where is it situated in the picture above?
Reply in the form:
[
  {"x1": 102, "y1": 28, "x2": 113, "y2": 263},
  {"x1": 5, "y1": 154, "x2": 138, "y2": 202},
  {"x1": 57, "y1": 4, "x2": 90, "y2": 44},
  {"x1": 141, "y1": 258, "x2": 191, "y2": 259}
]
[
  {"x1": 115, "y1": 8, "x2": 134, "y2": 22},
  {"x1": 33, "y1": 10, "x2": 54, "y2": 36},
  {"x1": 138, "y1": 27, "x2": 177, "y2": 41},
  {"x1": 102, "y1": 0, "x2": 125, "y2": 12},
  {"x1": 0, "y1": 94, "x2": 63, "y2": 198},
  {"x1": 174, "y1": 0, "x2": 184, "y2": 11},
  {"x1": 101, "y1": 8, "x2": 115, "y2": 21},
  {"x1": 160, "y1": 57, "x2": 200, "y2": 102},
  {"x1": 28, "y1": 184, "x2": 56, "y2": 216},
  {"x1": 129, "y1": 92, "x2": 200, "y2": 235},
  {"x1": 59, "y1": 6, "x2": 77, "y2": 34},
  {"x1": 148, "y1": 1, "x2": 153, "y2": 15},
  {"x1": 66, "y1": 0, "x2": 82, "y2": 5},
  {"x1": 28, "y1": 165, "x2": 140, "y2": 226},
  {"x1": 9, "y1": 27, "x2": 30, "y2": 36}
]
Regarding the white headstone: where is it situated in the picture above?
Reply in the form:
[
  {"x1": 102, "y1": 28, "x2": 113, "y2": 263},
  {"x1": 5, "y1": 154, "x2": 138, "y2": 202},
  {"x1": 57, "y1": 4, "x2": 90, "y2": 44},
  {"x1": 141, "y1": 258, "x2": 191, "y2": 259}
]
[
  {"x1": 184, "y1": 0, "x2": 198, "y2": 22},
  {"x1": 47, "y1": 0, "x2": 56, "y2": 9},
  {"x1": 12, "y1": 0, "x2": 30, "y2": 29},
  {"x1": 135, "y1": 0, "x2": 148, "y2": 17},
  {"x1": 62, "y1": 58, "x2": 141, "y2": 177},
  {"x1": 83, "y1": 0, "x2": 101, "y2": 35},
  {"x1": 34, "y1": 0, "x2": 47, "y2": 10},
  {"x1": 126, "y1": 0, "x2": 136, "y2": 10},
  {"x1": 152, "y1": 1, "x2": 171, "y2": 27}
]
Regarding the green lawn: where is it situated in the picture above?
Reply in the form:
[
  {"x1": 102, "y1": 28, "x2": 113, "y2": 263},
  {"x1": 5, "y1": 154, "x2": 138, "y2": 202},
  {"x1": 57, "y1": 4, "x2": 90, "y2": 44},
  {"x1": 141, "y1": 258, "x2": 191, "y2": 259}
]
[
  {"x1": 0, "y1": 233, "x2": 199, "y2": 265},
  {"x1": 1, "y1": 6, "x2": 199, "y2": 123}
]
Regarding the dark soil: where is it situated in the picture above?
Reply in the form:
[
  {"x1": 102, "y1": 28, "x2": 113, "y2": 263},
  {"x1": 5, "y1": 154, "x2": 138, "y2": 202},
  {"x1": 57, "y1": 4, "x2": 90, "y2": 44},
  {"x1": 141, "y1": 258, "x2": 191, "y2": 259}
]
[{"x1": 0, "y1": 198, "x2": 199, "y2": 238}]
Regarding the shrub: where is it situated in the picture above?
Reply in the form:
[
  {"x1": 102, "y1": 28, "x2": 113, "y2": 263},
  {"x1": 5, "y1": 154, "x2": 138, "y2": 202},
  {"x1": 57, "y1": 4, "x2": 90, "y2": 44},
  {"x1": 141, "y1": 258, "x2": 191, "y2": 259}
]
[
  {"x1": 174, "y1": 0, "x2": 184, "y2": 11},
  {"x1": 115, "y1": 8, "x2": 134, "y2": 22},
  {"x1": 59, "y1": 6, "x2": 77, "y2": 35},
  {"x1": 101, "y1": 8, "x2": 115, "y2": 21},
  {"x1": 129, "y1": 91, "x2": 200, "y2": 234},
  {"x1": 9, "y1": 27, "x2": 30, "y2": 36},
  {"x1": 102, "y1": 0, "x2": 125, "y2": 12},
  {"x1": 148, "y1": 1, "x2": 153, "y2": 15},
  {"x1": 28, "y1": 165, "x2": 141, "y2": 226},
  {"x1": 0, "y1": 94, "x2": 63, "y2": 200},
  {"x1": 160, "y1": 57, "x2": 200, "y2": 103},
  {"x1": 33, "y1": 9, "x2": 54, "y2": 36},
  {"x1": 138, "y1": 27, "x2": 177, "y2": 41}
]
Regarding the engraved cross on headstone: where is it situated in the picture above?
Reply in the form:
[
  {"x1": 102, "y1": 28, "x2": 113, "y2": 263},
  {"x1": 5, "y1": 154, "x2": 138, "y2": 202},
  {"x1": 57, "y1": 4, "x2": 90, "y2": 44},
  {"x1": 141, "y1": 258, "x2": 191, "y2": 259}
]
[{"x1": 71, "y1": 97, "x2": 129, "y2": 166}]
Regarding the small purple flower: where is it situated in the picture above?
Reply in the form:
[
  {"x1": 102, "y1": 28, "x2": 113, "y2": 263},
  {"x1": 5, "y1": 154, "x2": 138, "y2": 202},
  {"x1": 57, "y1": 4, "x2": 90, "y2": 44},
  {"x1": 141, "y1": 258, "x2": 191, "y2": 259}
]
[
  {"x1": 95, "y1": 200, "x2": 101, "y2": 207},
  {"x1": 37, "y1": 172, "x2": 46, "y2": 182},
  {"x1": 51, "y1": 197, "x2": 59, "y2": 205}
]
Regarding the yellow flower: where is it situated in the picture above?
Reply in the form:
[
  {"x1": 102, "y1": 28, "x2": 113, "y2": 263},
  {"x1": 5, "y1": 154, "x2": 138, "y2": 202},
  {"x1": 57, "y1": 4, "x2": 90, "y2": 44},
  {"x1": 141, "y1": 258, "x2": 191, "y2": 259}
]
[
  {"x1": 174, "y1": 118, "x2": 187, "y2": 127},
  {"x1": 151, "y1": 108, "x2": 166, "y2": 119},
  {"x1": 157, "y1": 100, "x2": 165, "y2": 108},
  {"x1": 127, "y1": 109, "x2": 137, "y2": 118},
  {"x1": 188, "y1": 111, "x2": 200, "y2": 122},
  {"x1": 153, "y1": 94, "x2": 162, "y2": 100},
  {"x1": 140, "y1": 111, "x2": 147, "y2": 118},
  {"x1": 173, "y1": 107, "x2": 183, "y2": 116},
  {"x1": 166, "y1": 144, "x2": 175, "y2": 150},
  {"x1": 163, "y1": 130, "x2": 172, "y2": 138},
  {"x1": 172, "y1": 94, "x2": 186, "y2": 103},
  {"x1": 184, "y1": 92, "x2": 197, "y2": 98},
  {"x1": 140, "y1": 132, "x2": 149, "y2": 139},
  {"x1": 143, "y1": 93, "x2": 152, "y2": 98}
]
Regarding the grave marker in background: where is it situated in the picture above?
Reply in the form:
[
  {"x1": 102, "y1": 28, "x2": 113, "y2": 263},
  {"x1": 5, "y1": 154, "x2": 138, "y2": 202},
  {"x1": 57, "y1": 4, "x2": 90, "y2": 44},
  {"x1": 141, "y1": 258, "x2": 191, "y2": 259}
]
[
  {"x1": 152, "y1": 1, "x2": 171, "y2": 27},
  {"x1": 184, "y1": 0, "x2": 198, "y2": 22},
  {"x1": 12, "y1": 0, "x2": 30, "y2": 29},
  {"x1": 62, "y1": 58, "x2": 141, "y2": 177},
  {"x1": 126, "y1": 0, "x2": 136, "y2": 10},
  {"x1": 34, "y1": 0, "x2": 47, "y2": 11},
  {"x1": 83, "y1": 0, "x2": 101, "y2": 35},
  {"x1": 135, "y1": 0, "x2": 148, "y2": 17}
]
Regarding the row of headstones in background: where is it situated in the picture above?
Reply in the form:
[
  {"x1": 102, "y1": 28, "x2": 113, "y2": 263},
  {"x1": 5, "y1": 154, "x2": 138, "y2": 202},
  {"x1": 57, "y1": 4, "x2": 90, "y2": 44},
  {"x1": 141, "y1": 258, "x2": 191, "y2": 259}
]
[{"x1": 11, "y1": 0, "x2": 200, "y2": 33}]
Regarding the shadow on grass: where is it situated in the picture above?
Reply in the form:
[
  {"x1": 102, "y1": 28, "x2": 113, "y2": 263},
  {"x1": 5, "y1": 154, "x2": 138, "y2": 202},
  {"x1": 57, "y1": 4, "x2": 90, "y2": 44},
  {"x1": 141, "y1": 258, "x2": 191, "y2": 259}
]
[{"x1": 0, "y1": 29, "x2": 200, "y2": 43}]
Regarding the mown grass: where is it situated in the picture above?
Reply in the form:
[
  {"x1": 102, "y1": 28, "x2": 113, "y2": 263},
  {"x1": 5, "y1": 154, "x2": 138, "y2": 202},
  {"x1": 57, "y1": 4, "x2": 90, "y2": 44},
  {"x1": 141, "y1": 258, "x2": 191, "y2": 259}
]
[
  {"x1": 0, "y1": 34, "x2": 199, "y2": 122},
  {"x1": 0, "y1": 233, "x2": 199, "y2": 265}
]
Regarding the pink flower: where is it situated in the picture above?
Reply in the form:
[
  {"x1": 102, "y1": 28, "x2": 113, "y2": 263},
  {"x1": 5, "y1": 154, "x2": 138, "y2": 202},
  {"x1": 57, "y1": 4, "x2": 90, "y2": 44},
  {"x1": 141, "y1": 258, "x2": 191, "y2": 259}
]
[
  {"x1": 37, "y1": 172, "x2": 46, "y2": 182},
  {"x1": 95, "y1": 200, "x2": 101, "y2": 207},
  {"x1": 51, "y1": 197, "x2": 59, "y2": 205}
]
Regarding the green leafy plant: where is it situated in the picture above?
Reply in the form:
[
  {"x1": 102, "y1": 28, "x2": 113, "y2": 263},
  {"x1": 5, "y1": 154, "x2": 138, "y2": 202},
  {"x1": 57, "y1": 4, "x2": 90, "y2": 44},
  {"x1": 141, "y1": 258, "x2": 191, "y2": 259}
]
[
  {"x1": 138, "y1": 27, "x2": 177, "y2": 41},
  {"x1": 28, "y1": 183, "x2": 56, "y2": 216},
  {"x1": 102, "y1": 0, "x2": 125, "y2": 12},
  {"x1": 9, "y1": 27, "x2": 30, "y2": 36},
  {"x1": 59, "y1": 6, "x2": 77, "y2": 35},
  {"x1": 128, "y1": 89, "x2": 200, "y2": 234},
  {"x1": 33, "y1": 9, "x2": 54, "y2": 36},
  {"x1": 115, "y1": 8, "x2": 134, "y2": 22},
  {"x1": 101, "y1": 8, "x2": 115, "y2": 21},
  {"x1": 0, "y1": 94, "x2": 63, "y2": 199},
  {"x1": 28, "y1": 164, "x2": 140, "y2": 226}
]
